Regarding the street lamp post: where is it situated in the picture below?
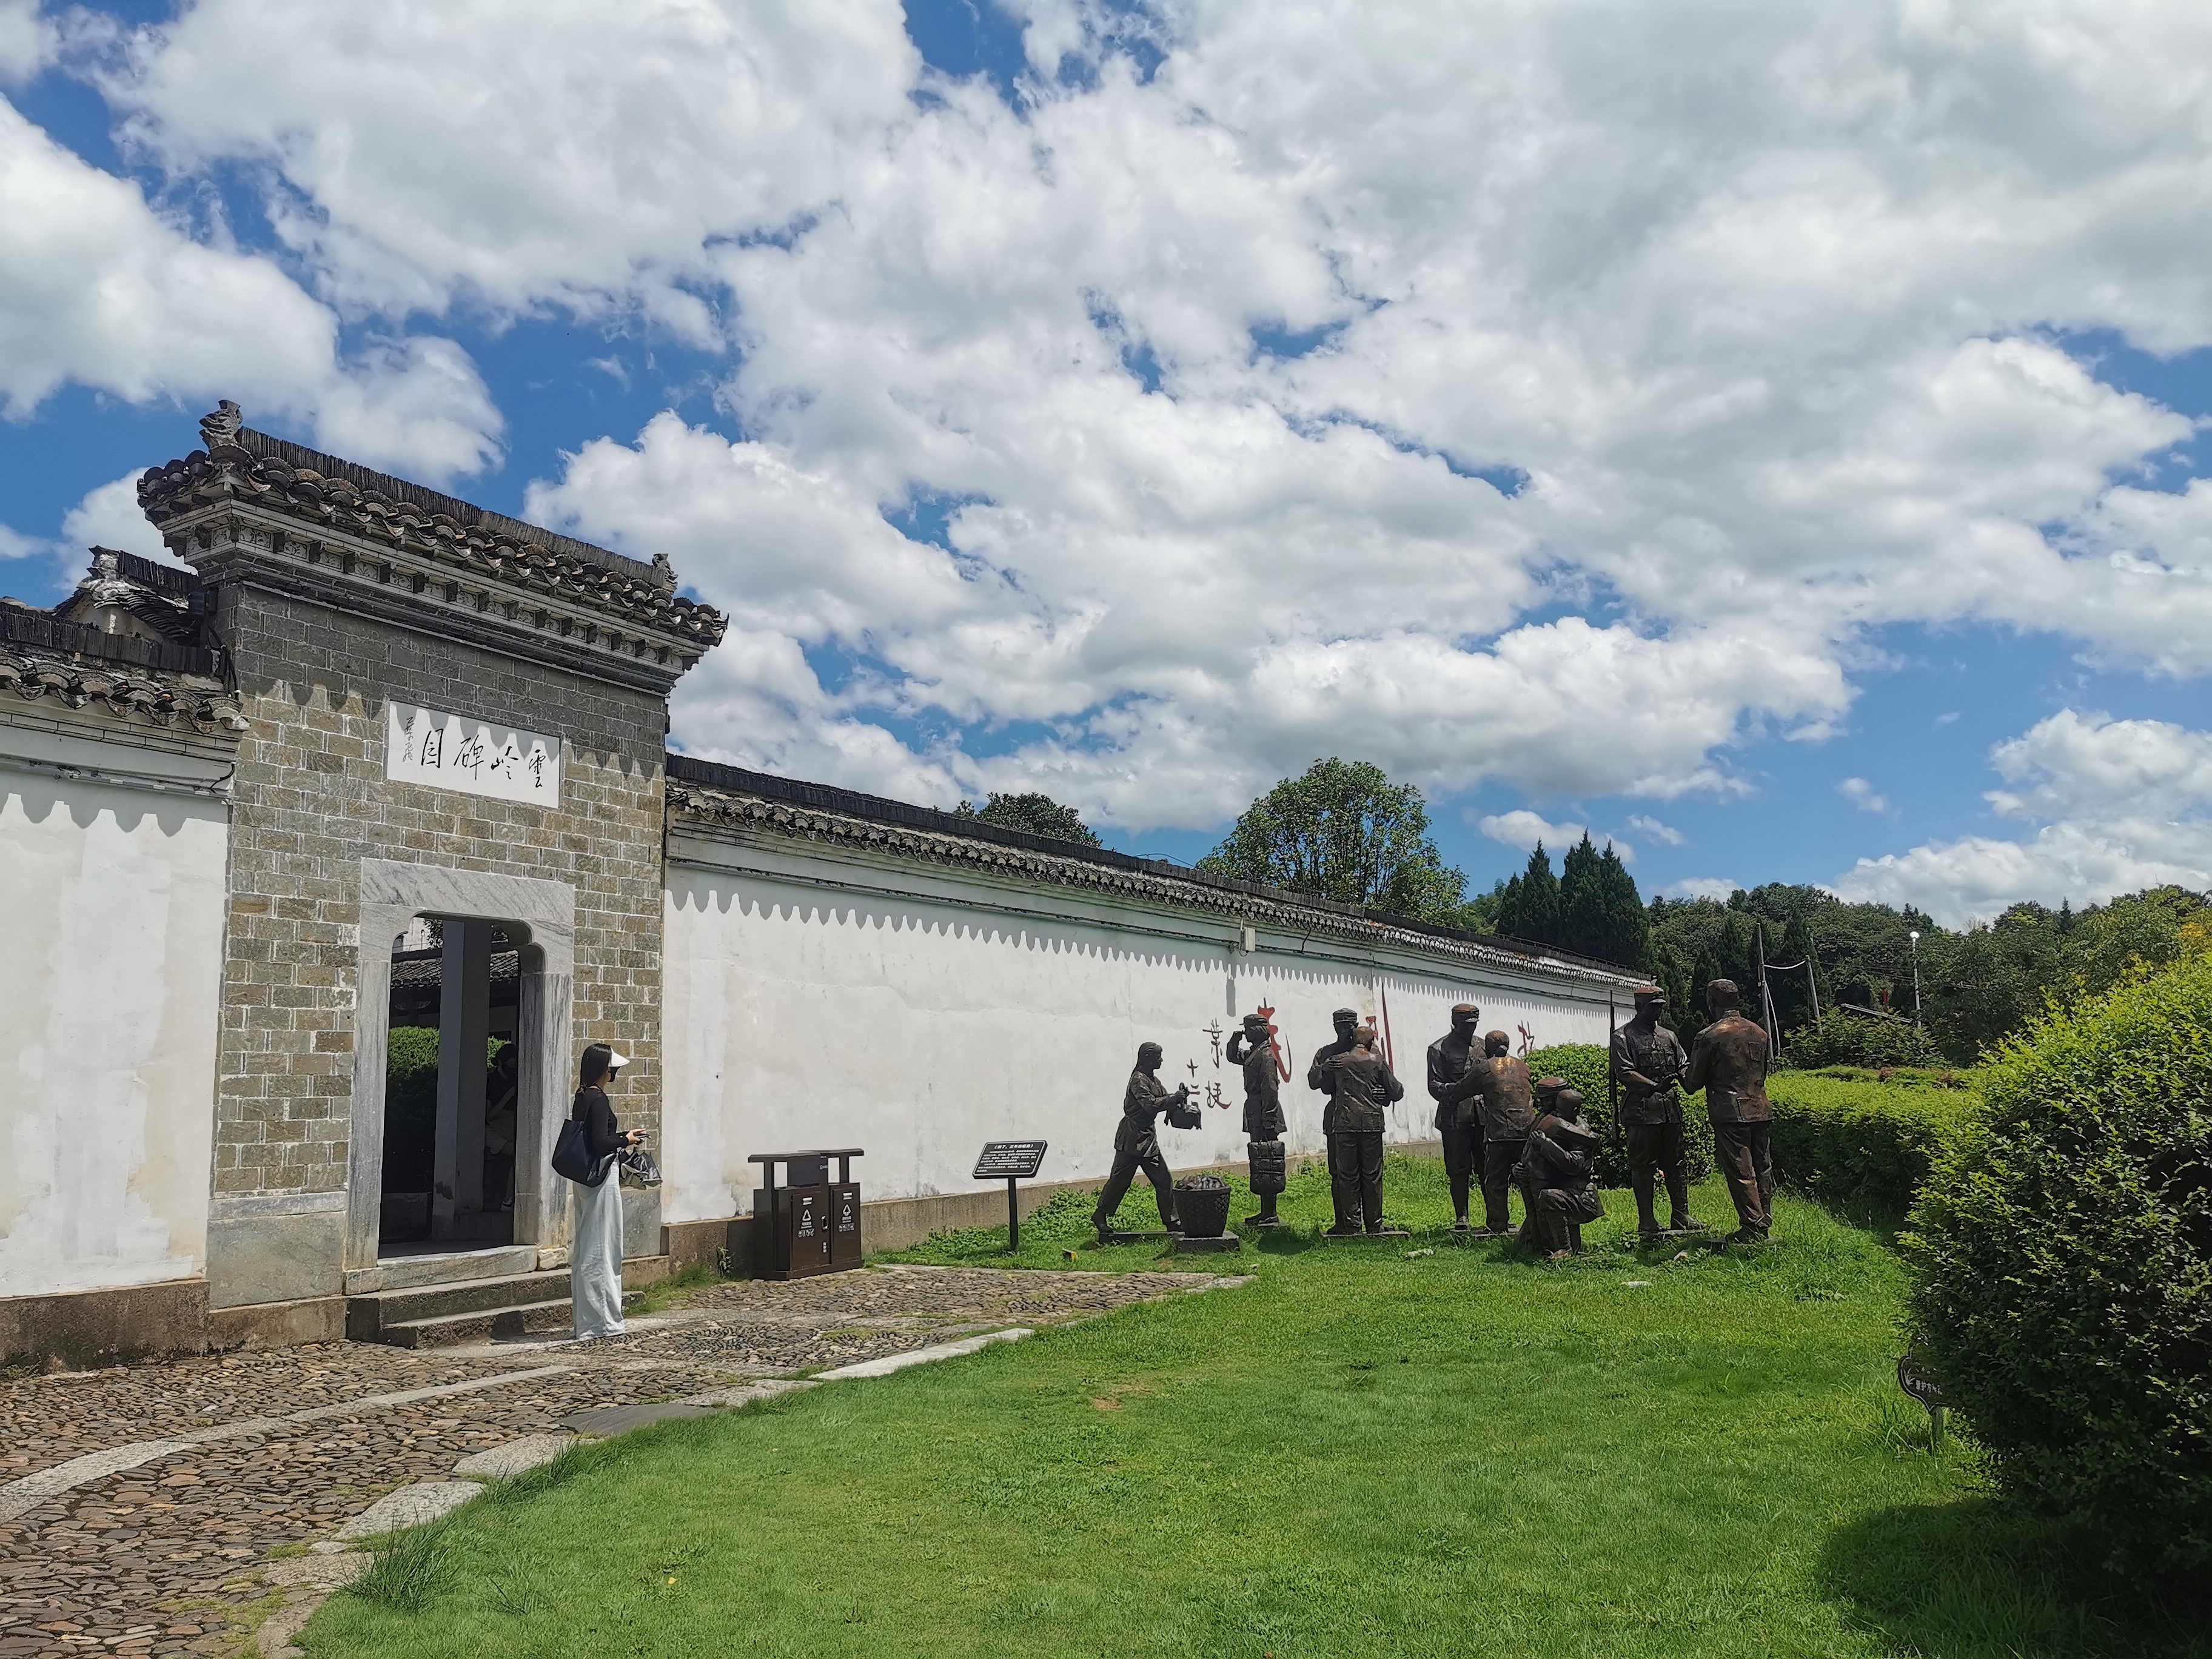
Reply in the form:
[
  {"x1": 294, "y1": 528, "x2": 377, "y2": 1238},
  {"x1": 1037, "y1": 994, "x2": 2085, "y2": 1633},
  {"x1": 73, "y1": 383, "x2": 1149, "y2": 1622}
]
[{"x1": 1908, "y1": 929, "x2": 1922, "y2": 1024}]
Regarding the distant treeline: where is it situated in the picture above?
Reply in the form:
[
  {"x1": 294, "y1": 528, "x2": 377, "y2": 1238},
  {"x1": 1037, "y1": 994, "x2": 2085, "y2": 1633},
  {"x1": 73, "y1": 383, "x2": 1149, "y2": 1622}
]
[{"x1": 1469, "y1": 850, "x2": 2212, "y2": 1065}]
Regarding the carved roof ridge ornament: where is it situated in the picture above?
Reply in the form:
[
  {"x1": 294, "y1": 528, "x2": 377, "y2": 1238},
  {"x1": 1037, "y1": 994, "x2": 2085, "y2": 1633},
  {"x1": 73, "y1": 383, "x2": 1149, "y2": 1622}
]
[
  {"x1": 665, "y1": 774, "x2": 1641, "y2": 991},
  {"x1": 199, "y1": 399, "x2": 244, "y2": 450},
  {"x1": 139, "y1": 403, "x2": 727, "y2": 692}
]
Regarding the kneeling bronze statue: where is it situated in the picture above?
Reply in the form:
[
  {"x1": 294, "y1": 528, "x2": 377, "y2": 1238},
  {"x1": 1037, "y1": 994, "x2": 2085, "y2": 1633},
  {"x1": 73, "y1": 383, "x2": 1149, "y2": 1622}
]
[{"x1": 1515, "y1": 1081, "x2": 1604, "y2": 1257}]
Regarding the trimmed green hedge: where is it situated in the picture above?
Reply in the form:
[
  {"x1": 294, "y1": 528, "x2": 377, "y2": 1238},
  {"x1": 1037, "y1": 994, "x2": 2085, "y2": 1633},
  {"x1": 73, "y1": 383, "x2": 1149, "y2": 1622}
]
[
  {"x1": 381, "y1": 1028, "x2": 511, "y2": 1193},
  {"x1": 1767, "y1": 1068, "x2": 1979, "y2": 1218},
  {"x1": 1905, "y1": 954, "x2": 2212, "y2": 1587},
  {"x1": 384, "y1": 1026, "x2": 441, "y2": 1191},
  {"x1": 1524, "y1": 1044, "x2": 1714, "y2": 1188}
]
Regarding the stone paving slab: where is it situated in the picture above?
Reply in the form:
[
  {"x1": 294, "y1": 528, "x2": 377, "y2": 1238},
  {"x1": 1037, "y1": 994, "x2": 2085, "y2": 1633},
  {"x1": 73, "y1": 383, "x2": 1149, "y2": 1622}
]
[
  {"x1": 334, "y1": 1481, "x2": 483, "y2": 1540},
  {"x1": 451, "y1": 1433, "x2": 574, "y2": 1480},
  {"x1": 816, "y1": 1327, "x2": 1034, "y2": 1379},
  {"x1": 560, "y1": 1402, "x2": 719, "y2": 1436},
  {"x1": 0, "y1": 1265, "x2": 1238, "y2": 1655}
]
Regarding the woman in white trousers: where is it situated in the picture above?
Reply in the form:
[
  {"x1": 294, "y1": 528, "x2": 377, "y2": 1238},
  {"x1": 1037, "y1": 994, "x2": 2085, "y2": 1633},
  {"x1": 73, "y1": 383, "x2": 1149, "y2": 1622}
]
[{"x1": 569, "y1": 1042, "x2": 645, "y2": 1340}]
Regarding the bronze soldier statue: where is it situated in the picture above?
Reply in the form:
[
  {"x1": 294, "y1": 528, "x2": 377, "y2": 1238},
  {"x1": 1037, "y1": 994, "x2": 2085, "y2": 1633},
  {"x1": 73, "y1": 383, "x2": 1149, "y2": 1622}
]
[
  {"x1": 1683, "y1": 979, "x2": 1775, "y2": 1243},
  {"x1": 1092, "y1": 1041, "x2": 1187, "y2": 1242},
  {"x1": 1516, "y1": 1082, "x2": 1604, "y2": 1256},
  {"x1": 1427, "y1": 1004, "x2": 1485, "y2": 1231},
  {"x1": 1308, "y1": 1007, "x2": 1361, "y2": 1232},
  {"x1": 1473, "y1": 1031, "x2": 1537, "y2": 1235},
  {"x1": 1319, "y1": 1024, "x2": 1403, "y2": 1233},
  {"x1": 1227, "y1": 1011, "x2": 1288, "y2": 1226},
  {"x1": 1611, "y1": 986, "x2": 1709, "y2": 1236}
]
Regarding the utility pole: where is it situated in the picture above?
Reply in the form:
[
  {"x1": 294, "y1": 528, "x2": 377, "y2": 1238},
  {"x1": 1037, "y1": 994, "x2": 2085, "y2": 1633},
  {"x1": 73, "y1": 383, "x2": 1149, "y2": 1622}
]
[{"x1": 1908, "y1": 928, "x2": 1923, "y2": 1024}]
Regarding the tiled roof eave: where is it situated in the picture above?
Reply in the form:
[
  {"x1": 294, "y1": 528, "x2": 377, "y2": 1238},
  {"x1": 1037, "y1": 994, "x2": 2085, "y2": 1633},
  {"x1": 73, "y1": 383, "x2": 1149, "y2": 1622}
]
[
  {"x1": 667, "y1": 781, "x2": 1640, "y2": 992},
  {"x1": 0, "y1": 646, "x2": 248, "y2": 737},
  {"x1": 138, "y1": 440, "x2": 728, "y2": 655}
]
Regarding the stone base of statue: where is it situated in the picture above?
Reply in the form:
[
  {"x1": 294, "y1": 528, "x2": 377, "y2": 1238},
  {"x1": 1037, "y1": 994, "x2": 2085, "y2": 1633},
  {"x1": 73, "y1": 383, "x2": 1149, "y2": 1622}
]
[
  {"x1": 1170, "y1": 1232, "x2": 1242, "y2": 1253},
  {"x1": 1245, "y1": 1213, "x2": 1288, "y2": 1228},
  {"x1": 1635, "y1": 1223, "x2": 1714, "y2": 1239},
  {"x1": 1320, "y1": 1227, "x2": 1410, "y2": 1241}
]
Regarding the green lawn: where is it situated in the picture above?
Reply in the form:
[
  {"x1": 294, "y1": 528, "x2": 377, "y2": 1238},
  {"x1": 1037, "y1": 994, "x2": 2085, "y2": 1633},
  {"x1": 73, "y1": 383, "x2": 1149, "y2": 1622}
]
[{"x1": 304, "y1": 1156, "x2": 2204, "y2": 1658}]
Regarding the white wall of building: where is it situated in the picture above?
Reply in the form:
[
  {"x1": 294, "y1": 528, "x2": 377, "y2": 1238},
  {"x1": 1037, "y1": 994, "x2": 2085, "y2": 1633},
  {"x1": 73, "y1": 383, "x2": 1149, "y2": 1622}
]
[
  {"x1": 661, "y1": 831, "x2": 1623, "y2": 1224},
  {"x1": 0, "y1": 751, "x2": 229, "y2": 1296}
]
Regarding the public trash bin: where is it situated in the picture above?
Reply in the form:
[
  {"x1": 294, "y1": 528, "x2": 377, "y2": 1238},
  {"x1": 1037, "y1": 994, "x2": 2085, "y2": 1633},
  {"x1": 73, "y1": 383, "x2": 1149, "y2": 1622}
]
[
  {"x1": 1175, "y1": 1173, "x2": 1232, "y2": 1238},
  {"x1": 749, "y1": 1148, "x2": 864, "y2": 1279}
]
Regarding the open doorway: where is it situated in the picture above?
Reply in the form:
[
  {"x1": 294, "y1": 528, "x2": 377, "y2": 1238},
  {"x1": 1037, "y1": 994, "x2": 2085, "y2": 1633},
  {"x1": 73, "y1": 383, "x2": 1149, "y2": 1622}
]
[{"x1": 379, "y1": 916, "x2": 525, "y2": 1256}]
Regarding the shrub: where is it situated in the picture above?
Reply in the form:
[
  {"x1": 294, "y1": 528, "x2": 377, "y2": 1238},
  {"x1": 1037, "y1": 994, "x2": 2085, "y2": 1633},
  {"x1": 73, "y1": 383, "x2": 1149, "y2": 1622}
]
[
  {"x1": 1905, "y1": 953, "x2": 2212, "y2": 1588},
  {"x1": 383, "y1": 1025, "x2": 441, "y2": 1191},
  {"x1": 1788, "y1": 1010, "x2": 1945, "y2": 1070},
  {"x1": 1524, "y1": 1043, "x2": 1714, "y2": 1187},
  {"x1": 1766, "y1": 1070, "x2": 1977, "y2": 1219}
]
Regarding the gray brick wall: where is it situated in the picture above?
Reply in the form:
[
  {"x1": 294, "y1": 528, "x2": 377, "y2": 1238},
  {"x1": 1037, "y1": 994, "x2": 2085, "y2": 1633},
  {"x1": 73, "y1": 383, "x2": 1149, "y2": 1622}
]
[{"x1": 209, "y1": 578, "x2": 668, "y2": 1199}]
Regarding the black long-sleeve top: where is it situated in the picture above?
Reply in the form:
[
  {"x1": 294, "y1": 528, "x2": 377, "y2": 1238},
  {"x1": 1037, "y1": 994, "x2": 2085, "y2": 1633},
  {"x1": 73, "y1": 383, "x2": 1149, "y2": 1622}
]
[{"x1": 574, "y1": 1086, "x2": 623, "y2": 1160}]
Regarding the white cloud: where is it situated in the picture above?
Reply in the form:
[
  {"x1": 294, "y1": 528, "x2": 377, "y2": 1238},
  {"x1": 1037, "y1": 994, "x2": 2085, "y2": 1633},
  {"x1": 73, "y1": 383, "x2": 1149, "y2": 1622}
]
[
  {"x1": 0, "y1": 0, "x2": 52, "y2": 83},
  {"x1": 0, "y1": 520, "x2": 41, "y2": 563},
  {"x1": 0, "y1": 92, "x2": 501, "y2": 481},
  {"x1": 1626, "y1": 814, "x2": 1684, "y2": 846},
  {"x1": 1834, "y1": 710, "x2": 2212, "y2": 923},
  {"x1": 29, "y1": 0, "x2": 2212, "y2": 824},
  {"x1": 1985, "y1": 708, "x2": 2212, "y2": 821},
  {"x1": 1838, "y1": 777, "x2": 1891, "y2": 814},
  {"x1": 1476, "y1": 809, "x2": 1587, "y2": 854},
  {"x1": 103, "y1": 0, "x2": 919, "y2": 323},
  {"x1": 60, "y1": 473, "x2": 172, "y2": 564},
  {"x1": 0, "y1": 472, "x2": 183, "y2": 586},
  {"x1": 1665, "y1": 878, "x2": 1740, "y2": 902}
]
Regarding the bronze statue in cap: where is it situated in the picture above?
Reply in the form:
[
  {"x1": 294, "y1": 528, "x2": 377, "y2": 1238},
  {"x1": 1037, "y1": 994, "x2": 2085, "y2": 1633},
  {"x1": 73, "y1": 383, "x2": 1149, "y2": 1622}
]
[
  {"x1": 1612, "y1": 985, "x2": 1708, "y2": 1236},
  {"x1": 1426, "y1": 1002, "x2": 1485, "y2": 1230},
  {"x1": 1318, "y1": 1022, "x2": 1403, "y2": 1233}
]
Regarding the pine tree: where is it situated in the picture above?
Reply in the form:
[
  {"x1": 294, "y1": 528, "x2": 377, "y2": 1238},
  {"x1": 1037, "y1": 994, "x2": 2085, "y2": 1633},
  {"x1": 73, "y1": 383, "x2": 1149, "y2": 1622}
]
[
  {"x1": 1560, "y1": 833, "x2": 1606, "y2": 957},
  {"x1": 1597, "y1": 841, "x2": 1648, "y2": 969},
  {"x1": 1506, "y1": 843, "x2": 1563, "y2": 945},
  {"x1": 1493, "y1": 873, "x2": 1527, "y2": 938},
  {"x1": 1775, "y1": 912, "x2": 1820, "y2": 1030},
  {"x1": 1690, "y1": 943, "x2": 1725, "y2": 1027}
]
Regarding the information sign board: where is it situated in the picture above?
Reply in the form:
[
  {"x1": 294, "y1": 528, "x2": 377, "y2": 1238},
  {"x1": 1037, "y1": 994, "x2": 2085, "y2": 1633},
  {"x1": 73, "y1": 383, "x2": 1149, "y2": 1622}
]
[{"x1": 973, "y1": 1140, "x2": 1048, "y2": 1181}]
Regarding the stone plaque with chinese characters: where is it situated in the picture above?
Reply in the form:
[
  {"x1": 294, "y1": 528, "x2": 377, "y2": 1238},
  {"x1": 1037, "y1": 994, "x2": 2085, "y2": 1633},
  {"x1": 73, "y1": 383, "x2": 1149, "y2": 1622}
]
[{"x1": 384, "y1": 701, "x2": 561, "y2": 806}]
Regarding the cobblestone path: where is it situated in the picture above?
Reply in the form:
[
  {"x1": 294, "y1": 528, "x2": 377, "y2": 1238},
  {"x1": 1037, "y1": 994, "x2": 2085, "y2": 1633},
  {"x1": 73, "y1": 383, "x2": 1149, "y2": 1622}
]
[{"x1": 0, "y1": 1267, "x2": 1235, "y2": 1656}]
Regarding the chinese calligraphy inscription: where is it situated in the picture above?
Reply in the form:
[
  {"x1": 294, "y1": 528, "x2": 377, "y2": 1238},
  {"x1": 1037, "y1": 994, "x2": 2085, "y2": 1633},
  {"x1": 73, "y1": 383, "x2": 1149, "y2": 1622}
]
[{"x1": 385, "y1": 701, "x2": 563, "y2": 807}]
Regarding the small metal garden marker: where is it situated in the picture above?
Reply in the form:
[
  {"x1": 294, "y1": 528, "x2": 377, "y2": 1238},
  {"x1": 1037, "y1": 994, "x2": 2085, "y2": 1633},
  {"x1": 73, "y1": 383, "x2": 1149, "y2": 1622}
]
[{"x1": 1897, "y1": 1348, "x2": 1946, "y2": 1452}]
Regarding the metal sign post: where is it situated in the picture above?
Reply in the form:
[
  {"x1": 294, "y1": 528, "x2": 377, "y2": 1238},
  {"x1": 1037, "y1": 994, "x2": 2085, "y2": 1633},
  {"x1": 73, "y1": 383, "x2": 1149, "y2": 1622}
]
[{"x1": 973, "y1": 1140, "x2": 1049, "y2": 1250}]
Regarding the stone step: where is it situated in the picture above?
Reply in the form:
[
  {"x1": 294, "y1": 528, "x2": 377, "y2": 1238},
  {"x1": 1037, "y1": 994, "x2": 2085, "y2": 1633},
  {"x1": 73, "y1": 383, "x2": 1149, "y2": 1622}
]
[
  {"x1": 375, "y1": 1297, "x2": 577, "y2": 1350},
  {"x1": 346, "y1": 1267, "x2": 573, "y2": 1342}
]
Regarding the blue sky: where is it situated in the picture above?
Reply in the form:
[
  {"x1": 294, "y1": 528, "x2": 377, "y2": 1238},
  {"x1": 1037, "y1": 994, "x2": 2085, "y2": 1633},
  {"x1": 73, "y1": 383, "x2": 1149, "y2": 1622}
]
[{"x1": 8, "y1": 0, "x2": 2212, "y2": 923}]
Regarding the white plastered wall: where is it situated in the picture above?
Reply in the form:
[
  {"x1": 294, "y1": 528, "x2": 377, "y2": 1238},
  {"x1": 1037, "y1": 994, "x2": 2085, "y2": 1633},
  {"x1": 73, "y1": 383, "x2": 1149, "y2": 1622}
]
[
  {"x1": 661, "y1": 831, "x2": 1622, "y2": 1224},
  {"x1": 0, "y1": 744, "x2": 229, "y2": 1296}
]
